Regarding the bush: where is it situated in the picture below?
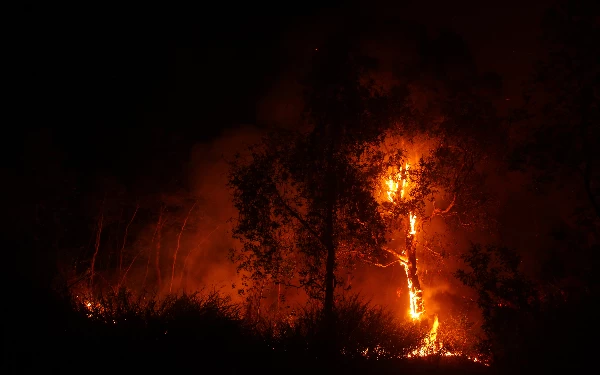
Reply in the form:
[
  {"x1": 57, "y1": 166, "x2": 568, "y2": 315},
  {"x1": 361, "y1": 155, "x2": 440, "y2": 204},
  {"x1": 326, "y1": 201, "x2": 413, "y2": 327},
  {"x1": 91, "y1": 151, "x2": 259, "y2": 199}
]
[
  {"x1": 8, "y1": 286, "x2": 491, "y2": 374},
  {"x1": 257, "y1": 294, "x2": 423, "y2": 360}
]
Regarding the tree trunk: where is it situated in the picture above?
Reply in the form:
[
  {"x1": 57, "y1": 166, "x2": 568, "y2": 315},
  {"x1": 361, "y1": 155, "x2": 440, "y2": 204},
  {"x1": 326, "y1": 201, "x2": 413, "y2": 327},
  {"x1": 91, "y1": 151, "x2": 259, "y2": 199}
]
[
  {"x1": 119, "y1": 204, "x2": 138, "y2": 280},
  {"x1": 405, "y1": 232, "x2": 424, "y2": 315},
  {"x1": 155, "y1": 211, "x2": 163, "y2": 289},
  {"x1": 90, "y1": 202, "x2": 104, "y2": 289}
]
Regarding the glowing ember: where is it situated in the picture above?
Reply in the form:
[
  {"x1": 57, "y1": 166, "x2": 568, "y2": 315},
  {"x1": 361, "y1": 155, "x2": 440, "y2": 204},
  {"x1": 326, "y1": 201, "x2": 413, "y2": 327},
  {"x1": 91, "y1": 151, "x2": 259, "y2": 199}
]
[{"x1": 408, "y1": 315, "x2": 440, "y2": 357}]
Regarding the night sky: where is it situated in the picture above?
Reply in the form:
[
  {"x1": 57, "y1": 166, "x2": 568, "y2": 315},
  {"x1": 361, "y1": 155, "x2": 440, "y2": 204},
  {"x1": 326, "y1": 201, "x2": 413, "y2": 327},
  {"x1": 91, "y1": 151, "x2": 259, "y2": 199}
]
[
  {"x1": 15, "y1": 0, "x2": 590, "y2": 295},
  {"x1": 20, "y1": 1, "x2": 549, "y2": 180}
]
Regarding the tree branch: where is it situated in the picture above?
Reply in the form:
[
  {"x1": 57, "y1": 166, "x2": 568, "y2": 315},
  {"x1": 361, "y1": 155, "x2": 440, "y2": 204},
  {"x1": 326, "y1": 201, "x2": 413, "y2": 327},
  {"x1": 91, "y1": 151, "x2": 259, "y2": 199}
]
[
  {"x1": 369, "y1": 259, "x2": 405, "y2": 268},
  {"x1": 274, "y1": 187, "x2": 326, "y2": 248},
  {"x1": 425, "y1": 194, "x2": 457, "y2": 222},
  {"x1": 381, "y1": 246, "x2": 408, "y2": 265}
]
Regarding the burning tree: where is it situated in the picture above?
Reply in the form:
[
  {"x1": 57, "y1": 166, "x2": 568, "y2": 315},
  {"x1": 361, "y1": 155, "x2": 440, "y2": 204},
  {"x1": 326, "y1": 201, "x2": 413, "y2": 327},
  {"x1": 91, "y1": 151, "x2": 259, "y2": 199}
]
[
  {"x1": 367, "y1": 129, "x2": 494, "y2": 320},
  {"x1": 229, "y1": 37, "x2": 498, "y2": 359}
]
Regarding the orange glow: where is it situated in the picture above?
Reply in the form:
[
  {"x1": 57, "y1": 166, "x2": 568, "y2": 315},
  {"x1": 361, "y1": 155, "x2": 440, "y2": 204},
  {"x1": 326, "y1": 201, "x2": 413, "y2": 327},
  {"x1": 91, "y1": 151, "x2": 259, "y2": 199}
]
[
  {"x1": 386, "y1": 178, "x2": 398, "y2": 202},
  {"x1": 403, "y1": 265, "x2": 424, "y2": 320},
  {"x1": 384, "y1": 163, "x2": 424, "y2": 320},
  {"x1": 381, "y1": 160, "x2": 484, "y2": 363}
]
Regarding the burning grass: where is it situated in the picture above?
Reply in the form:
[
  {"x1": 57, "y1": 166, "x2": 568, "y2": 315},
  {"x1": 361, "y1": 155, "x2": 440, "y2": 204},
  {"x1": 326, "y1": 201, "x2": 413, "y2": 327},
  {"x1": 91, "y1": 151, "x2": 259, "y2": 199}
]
[
  {"x1": 9, "y1": 282, "x2": 490, "y2": 374},
  {"x1": 67, "y1": 288, "x2": 487, "y2": 369}
]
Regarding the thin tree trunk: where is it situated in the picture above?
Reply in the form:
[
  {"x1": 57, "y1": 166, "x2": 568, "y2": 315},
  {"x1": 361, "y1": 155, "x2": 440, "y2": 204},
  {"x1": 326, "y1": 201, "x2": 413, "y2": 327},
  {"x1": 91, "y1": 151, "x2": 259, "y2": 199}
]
[
  {"x1": 143, "y1": 206, "x2": 163, "y2": 289},
  {"x1": 142, "y1": 254, "x2": 150, "y2": 290},
  {"x1": 119, "y1": 245, "x2": 145, "y2": 288},
  {"x1": 155, "y1": 208, "x2": 164, "y2": 289},
  {"x1": 170, "y1": 201, "x2": 196, "y2": 293},
  {"x1": 90, "y1": 201, "x2": 104, "y2": 288},
  {"x1": 405, "y1": 228, "x2": 424, "y2": 316},
  {"x1": 119, "y1": 204, "x2": 139, "y2": 279}
]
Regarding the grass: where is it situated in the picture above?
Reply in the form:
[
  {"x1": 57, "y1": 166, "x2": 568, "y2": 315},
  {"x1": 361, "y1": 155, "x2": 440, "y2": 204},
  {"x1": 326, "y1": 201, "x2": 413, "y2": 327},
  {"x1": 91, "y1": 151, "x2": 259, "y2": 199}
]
[{"x1": 6, "y1": 285, "x2": 491, "y2": 375}]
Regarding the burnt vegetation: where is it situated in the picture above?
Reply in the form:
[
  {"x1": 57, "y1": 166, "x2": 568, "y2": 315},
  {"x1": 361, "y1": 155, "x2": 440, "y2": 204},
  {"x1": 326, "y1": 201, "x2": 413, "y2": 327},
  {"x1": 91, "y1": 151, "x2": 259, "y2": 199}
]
[{"x1": 10, "y1": 2, "x2": 599, "y2": 374}]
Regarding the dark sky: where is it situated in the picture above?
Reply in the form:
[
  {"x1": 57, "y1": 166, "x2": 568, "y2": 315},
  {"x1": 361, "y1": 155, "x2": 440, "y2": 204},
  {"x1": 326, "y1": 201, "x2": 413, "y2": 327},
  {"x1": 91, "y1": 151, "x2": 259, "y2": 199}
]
[
  {"x1": 19, "y1": 1, "x2": 552, "y2": 191},
  {"x1": 16, "y1": 0, "x2": 596, "y2": 306}
]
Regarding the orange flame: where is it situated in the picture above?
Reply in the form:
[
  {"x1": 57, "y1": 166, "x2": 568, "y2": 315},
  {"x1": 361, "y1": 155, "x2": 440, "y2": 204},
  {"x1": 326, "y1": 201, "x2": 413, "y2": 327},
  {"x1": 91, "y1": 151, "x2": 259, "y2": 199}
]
[
  {"x1": 384, "y1": 163, "x2": 424, "y2": 320},
  {"x1": 382, "y1": 161, "x2": 485, "y2": 363},
  {"x1": 404, "y1": 265, "x2": 424, "y2": 320}
]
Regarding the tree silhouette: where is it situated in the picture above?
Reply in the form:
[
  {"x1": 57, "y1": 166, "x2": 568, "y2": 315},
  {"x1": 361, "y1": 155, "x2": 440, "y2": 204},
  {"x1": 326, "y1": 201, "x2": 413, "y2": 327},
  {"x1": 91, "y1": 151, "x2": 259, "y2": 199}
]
[{"x1": 228, "y1": 41, "x2": 394, "y2": 343}]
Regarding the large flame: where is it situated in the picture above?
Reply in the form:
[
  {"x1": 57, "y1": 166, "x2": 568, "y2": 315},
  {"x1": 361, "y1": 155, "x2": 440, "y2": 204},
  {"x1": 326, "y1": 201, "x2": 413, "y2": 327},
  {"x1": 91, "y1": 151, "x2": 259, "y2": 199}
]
[
  {"x1": 383, "y1": 162, "x2": 486, "y2": 363},
  {"x1": 386, "y1": 163, "x2": 423, "y2": 320},
  {"x1": 385, "y1": 162, "x2": 469, "y2": 360}
]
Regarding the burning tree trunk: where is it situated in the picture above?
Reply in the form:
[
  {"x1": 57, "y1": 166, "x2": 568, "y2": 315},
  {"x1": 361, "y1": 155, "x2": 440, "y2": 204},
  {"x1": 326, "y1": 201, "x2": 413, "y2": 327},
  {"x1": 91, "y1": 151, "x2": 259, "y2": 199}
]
[
  {"x1": 118, "y1": 204, "x2": 138, "y2": 279},
  {"x1": 404, "y1": 214, "x2": 424, "y2": 319},
  {"x1": 379, "y1": 164, "x2": 426, "y2": 320}
]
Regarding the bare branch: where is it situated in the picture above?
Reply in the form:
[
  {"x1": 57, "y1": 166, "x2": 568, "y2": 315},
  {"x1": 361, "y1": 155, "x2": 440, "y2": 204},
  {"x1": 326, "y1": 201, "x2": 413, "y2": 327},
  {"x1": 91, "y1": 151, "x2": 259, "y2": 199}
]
[
  {"x1": 274, "y1": 186, "x2": 326, "y2": 249},
  {"x1": 381, "y1": 246, "x2": 408, "y2": 264},
  {"x1": 370, "y1": 259, "x2": 404, "y2": 268},
  {"x1": 424, "y1": 194, "x2": 457, "y2": 222},
  {"x1": 119, "y1": 203, "x2": 139, "y2": 278},
  {"x1": 89, "y1": 200, "x2": 104, "y2": 288},
  {"x1": 358, "y1": 246, "x2": 408, "y2": 268},
  {"x1": 170, "y1": 201, "x2": 197, "y2": 293}
]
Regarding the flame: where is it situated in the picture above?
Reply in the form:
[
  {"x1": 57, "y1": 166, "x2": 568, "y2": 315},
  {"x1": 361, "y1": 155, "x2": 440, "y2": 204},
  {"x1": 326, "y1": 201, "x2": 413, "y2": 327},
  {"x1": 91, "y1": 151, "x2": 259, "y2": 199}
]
[
  {"x1": 400, "y1": 163, "x2": 409, "y2": 199},
  {"x1": 381, "y1": 162, "x2": 485, "y2": 364},
  {"x1": 403, "y1": 265, "x2": 423, "y2": 320},
  {"x1": 404, "y1": 270, "x2": 423, "y2": 320},
  {"x1": 386, "y1": 179, "x2": 398, "y2": 202},
  {"x1": 407, "y1": 315, "x2": 465, "y2": 358},
  {"x1": 385, "y1": 163, "x2": 423, "y2": 320}
]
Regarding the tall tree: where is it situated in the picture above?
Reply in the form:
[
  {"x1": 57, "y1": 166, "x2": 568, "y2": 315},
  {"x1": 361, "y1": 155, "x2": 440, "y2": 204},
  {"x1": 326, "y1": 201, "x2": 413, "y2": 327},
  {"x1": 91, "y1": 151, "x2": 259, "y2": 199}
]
[{"x1": 228, "y1": 41, "x2": 392, "y2": 335}]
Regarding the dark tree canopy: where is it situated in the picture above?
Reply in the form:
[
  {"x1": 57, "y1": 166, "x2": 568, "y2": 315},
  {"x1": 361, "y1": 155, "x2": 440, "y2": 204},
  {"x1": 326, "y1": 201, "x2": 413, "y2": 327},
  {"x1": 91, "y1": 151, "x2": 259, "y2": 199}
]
[
  {"x1": 228, "y1": 43, "x2": 395, "y2": 321},
  {"x1": 510, "y1": 2, "x2": 600, "y2": 220}
]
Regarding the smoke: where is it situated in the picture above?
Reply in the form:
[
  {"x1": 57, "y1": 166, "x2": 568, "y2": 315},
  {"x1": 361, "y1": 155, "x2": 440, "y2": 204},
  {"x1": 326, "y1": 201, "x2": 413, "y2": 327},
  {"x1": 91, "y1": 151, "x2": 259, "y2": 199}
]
[
  {"x1": 177, "y1": 126, "x2": 265, "y2": 302},
  {"x1": 73, "y1": 7, "x2": 577, "y2": 326}
]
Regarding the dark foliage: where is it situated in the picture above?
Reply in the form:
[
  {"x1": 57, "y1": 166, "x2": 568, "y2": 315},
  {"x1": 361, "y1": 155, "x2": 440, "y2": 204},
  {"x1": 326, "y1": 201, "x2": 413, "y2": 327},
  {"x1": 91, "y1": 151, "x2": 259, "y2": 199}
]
[
  {"x1": 255, "y1": 294, "x2": 422, "y2": 360},
  {"x1": 455, "y1": 243, "x2": 596, "y2": 372},
  {"x1": 6, "y1": 286, "x2": 490, "y2": 374}
]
